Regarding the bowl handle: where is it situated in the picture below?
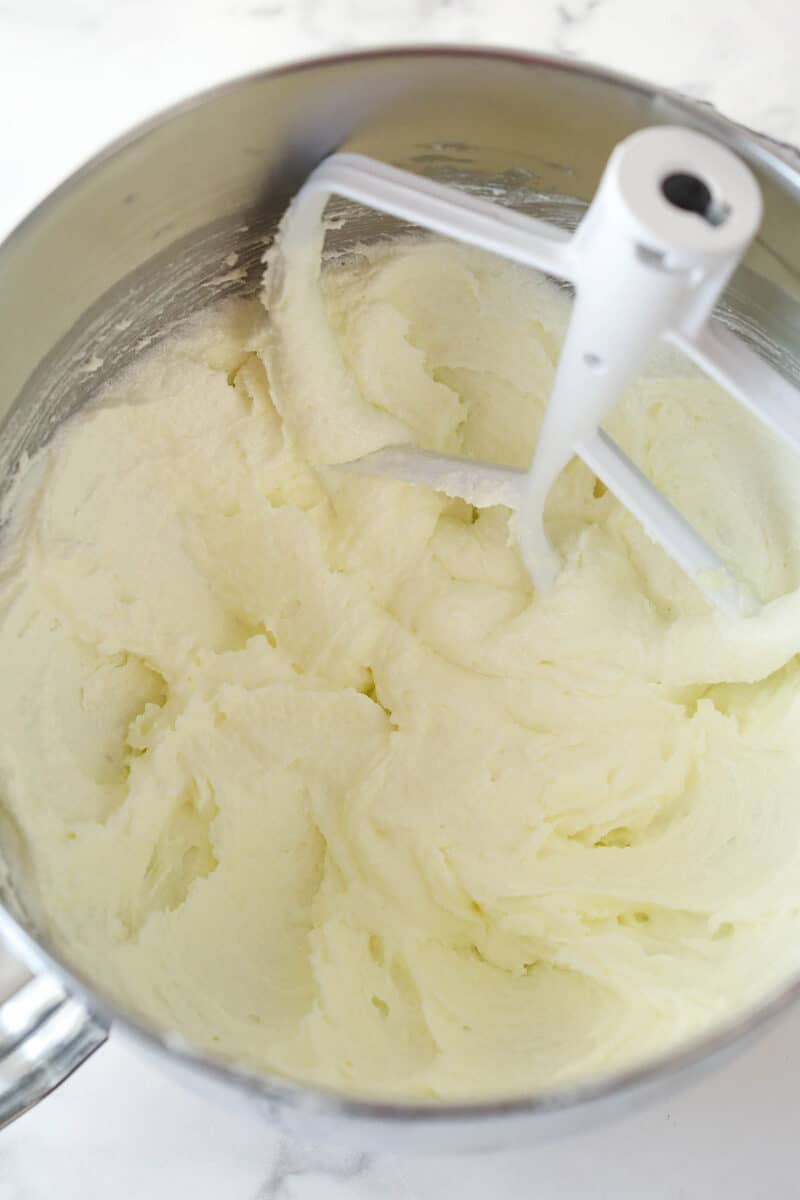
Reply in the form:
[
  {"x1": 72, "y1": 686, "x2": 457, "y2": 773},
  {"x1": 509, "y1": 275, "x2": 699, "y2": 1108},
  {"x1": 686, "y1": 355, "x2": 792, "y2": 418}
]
[{"x1": 0, "y1": 967, "x2": 108, "y2": 1128}]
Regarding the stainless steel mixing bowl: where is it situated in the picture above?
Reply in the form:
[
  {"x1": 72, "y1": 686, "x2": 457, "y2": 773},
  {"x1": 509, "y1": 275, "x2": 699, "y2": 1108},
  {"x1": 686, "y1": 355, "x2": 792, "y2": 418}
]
[{"x1": 0, "y1": 47, "x2": 799, "y2": 1152}]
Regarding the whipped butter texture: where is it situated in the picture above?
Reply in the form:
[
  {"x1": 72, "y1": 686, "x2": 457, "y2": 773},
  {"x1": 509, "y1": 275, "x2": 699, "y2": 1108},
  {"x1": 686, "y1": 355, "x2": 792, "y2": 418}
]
[{"x1": 2, "y1": 236, "x2": 800, "y2": 1100}]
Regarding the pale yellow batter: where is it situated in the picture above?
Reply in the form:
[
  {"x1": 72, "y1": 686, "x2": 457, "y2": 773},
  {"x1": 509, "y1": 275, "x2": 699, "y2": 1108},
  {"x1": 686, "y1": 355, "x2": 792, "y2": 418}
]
[{"x1": 3, "y1": 237, "x2": 800, "y2": 1100}]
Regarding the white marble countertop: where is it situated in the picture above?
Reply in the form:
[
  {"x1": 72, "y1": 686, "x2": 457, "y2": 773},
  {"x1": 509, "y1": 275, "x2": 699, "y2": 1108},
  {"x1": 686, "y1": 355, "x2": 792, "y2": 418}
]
[{"x1": 1, "y1": 1, "x2": 799, "y2": 1196}]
